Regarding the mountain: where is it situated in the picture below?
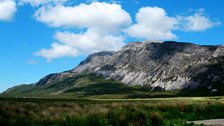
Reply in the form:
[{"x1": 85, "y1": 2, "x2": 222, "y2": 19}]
[{"x1": 2, "y1": 41, "x2": 224, "y2": 98}]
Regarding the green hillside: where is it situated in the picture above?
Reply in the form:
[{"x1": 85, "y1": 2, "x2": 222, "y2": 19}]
[
  {"x1": 2, "y1": 74, "x2": 223, "y2": 99},
  {"x1": 1, "y1": 74, "x2": 149, "y2": 98}
]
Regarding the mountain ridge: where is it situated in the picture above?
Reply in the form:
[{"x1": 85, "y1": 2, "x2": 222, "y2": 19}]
[
  {"x1": 2, "y1": 41, "x2": 224, "y2": 97},
  {"x1": 71, "y1": 41, "x2": 224, "y2": 89}
]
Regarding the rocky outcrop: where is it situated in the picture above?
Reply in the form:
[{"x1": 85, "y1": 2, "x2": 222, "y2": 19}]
[
  {"x1": 37, "y1": 51, "x2": 114, "y2": 85},
  {"x1": 37, "y1": 41, "x2": 224, "y2": 90},
  {"x1": 73, "y1": 51, "x2": 115, "y2": 73}
]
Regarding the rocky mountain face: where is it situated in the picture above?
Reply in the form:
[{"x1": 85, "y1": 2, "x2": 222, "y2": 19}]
[{"x1": 37, "y1": 41, "x2": 224, "y2": 90}]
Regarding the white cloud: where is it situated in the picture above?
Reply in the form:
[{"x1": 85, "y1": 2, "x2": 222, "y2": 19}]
[
  {"x1": 35, "y1": 2, "x2": 129, "y2": 60},
  {"x1": 34, "y1": 2, "x2": 131, "y2": 33},
  {"x1": 126, "y1": 6, "x2": 178, "y2": 40},
  {"x1": 55, "y1": 30, "x2": 125, "y2": 53},
  {"x1": 34, "y1": 3, "x2": 221, "y2": 60},
  {"x1": 126, "y1": 7, "x2": 221, "y2": 40},
  {"x1": 0, "y1": 0, "x2": 17, "y2": 21},
  {"x1": 19, "y1": 0, "x2": 68, "y2": 7},
  {"x1": 178, "y1": 9, "x2": 221, "y2": 32},
  {"x1": 35, "y1": 30, "x2": 124, "y2": 60},
  {"x1": 35, "y1": 43, "x2": 78, "y2": 61}
]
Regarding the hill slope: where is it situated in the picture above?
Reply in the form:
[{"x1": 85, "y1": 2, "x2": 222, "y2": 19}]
[{"x1": 2, "y1": 41, "x2": 224, "y2": 97}]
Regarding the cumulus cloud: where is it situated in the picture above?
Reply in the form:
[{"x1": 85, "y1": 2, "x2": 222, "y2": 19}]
[
  {"x1": 126, "y1": 6, "x2": 178, "y2": 40},
  {"x1": 35, "y1": 43, "x2": 78, "y2": 61},
  {"x1": 35, "y1": 2, "x2": 128, "y2": 60},
  {"x1": 55, "y1": 30, "x2": 125, "y2": 52},
  {"x1": 177, "y1": 9, "x2": 221, "y2": 32},
  {"x1": 19, "y1": 0, "x2": 68, "y2": 7},
  {"x1": 0, "y1": 0, "x2": 17, "y2": 21},
  {"x1": 34, "y1": 2, "x2": 131, "y2": 33},
  {"x1": 35, "y1": 31, "x2": 124, "y2": 60},
  {"x1": 34, "y1": 3, "x2": 221, "y2": 60},
  {"x1": 126, "y1": 7, "x2": 221, "y2": 40}
]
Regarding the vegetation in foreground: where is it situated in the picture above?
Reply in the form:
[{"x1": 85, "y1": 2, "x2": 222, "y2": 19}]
[{"x1": 0, "y1": 97, "x2": 224, "y2": 126}]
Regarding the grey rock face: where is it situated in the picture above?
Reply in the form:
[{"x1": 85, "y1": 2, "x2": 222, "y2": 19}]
[
  {"x1": 37, "y1": 51, "x2": 114, "y2": 85},
  {"x1": 72, "y1": 51, "x2": 115, "y2": 73},
  {"x1": 37, "y1": 72, "x2": 77, "y2": 85},
  {"x1": 37, "y1": 41, "x2": 224, "y2": 90}
]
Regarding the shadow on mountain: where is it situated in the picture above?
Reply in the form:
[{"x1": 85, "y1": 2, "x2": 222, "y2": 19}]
[
  {"x1": 178, "y1": 56, "x2": 224, "y2": 96},
  {"x1": 64, "y1": 82, "x2": 150, "y2": 96},
  {"x1": 147, "y1": 41, "x2": 194, "y2": 61},
  {"x1": 126, "y1": 56, "x2": 224, "y2": 98}
]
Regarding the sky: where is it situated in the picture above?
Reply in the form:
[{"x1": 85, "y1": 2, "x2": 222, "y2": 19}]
[{"x1": 0, "y1": 0, "x2": 224, "y2": 92}]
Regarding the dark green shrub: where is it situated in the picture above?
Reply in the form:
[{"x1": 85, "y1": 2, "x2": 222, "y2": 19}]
[
  {"x1": 86, "y1": 114, "x2": 106, "y2": 126},
  {"x1": 108, "y1": 109, "x2": 129, "y2": 126},
  {"x1": 131, "y1": 110, "x2": 151, "y2": 126},
  {"x1": 150, "y1": 112, "x2": 164, "y2": 126},
  {"x1": 61, "y1": 116, "x2": 86, "y2": 126}
]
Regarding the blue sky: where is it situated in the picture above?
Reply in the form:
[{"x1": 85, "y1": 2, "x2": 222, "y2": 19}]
[{"x1": 0, "y1": 0, "x2": 223, "y2": 92}]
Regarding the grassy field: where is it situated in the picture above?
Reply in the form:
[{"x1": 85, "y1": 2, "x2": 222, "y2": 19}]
[
  {"x1": 1, "y1": 97, "x2": 224, "y2": 126},
  {"x1": 2, "y1": 74, "x2": 224, "y2": 125}
]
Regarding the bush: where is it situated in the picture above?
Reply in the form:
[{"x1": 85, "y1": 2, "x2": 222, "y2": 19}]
[
  {"x1": 150, "y1": 112, "x2": 164, "y2": 126},
  {"x1": 131, "y1": 110, "x2": 151, "y2": 126},
  {"x1": 86, "y1": 114, "x2": 106, "y2": 126},
  {"x1": 108, "y1": 109, "x2": 129, "y2": 126}
]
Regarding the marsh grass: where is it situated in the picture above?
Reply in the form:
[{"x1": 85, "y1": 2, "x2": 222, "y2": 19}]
[{"x1": 0, "y1": 97, "x2": 224, "y2": 126}]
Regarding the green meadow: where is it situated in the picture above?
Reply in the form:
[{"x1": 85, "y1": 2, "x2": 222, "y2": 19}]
[{"x1": 1, "y1": 97, "x2": 224, "y2": 126}]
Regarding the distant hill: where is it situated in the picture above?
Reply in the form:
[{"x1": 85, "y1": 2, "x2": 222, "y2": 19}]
[{"x1": 2, "y1": 41, "x2": 224, "y2": 98}]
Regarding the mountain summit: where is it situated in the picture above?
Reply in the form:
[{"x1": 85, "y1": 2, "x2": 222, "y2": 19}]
[
  {"x1": 38, "y1": 41, "x2": 224, "y2": 89},
  {"x1": 3, "y1": 41, "x2": 224, "y2": 97}
]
